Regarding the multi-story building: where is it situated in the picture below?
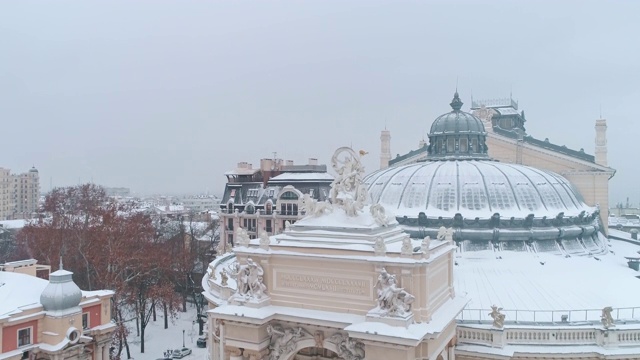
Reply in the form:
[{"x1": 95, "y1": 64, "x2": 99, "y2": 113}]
[
  {"x1": 218, "y1": 157, "x2": 333, "y2": 250},
  {"x1": 182, "y1": 195, "x2": 220, "y2": 213},
  {"x1": 0, "y1": 167, "x2": 39, "y2": 220},
  {"x1": 0, "y1": 259, "x2": 115, "y2": 360},
  {"x1": 0, "y1": 168, "x2": 12, "y2": 221}
]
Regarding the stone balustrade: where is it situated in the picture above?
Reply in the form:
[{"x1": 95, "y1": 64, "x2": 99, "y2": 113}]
[{"x1": 457, "y1": 324, "x2": 640, "y2": 349}]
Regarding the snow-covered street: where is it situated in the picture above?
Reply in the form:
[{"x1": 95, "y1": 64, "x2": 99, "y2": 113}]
[{"x1": 123, "y1": 304, "x2": 207, "y2": 360}]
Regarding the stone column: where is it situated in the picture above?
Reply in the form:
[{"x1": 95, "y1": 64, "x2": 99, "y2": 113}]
[
  {"x1": 102, "y1": 344, "x2": 109, "y2": 360},
  {"x1": 95, "y1": 345, "x2": 103, "y2": 360}
]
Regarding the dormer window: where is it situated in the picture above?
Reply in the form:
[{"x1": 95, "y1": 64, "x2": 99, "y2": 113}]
[{"x1": 245, "y1": 203, "x2": 255, "y2": 214}]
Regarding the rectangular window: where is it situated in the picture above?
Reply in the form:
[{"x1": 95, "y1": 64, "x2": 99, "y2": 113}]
[
  {"x1": 459, "y1": 138, "x2": 468, "y2": 152},
  {"x1": 82, "y1": 312, "x2": 90, "y2": 329},
  {"x1": 266, "y1": 220, "x2": 272, "y2": 233},
  {"x1": 447, "y1": 138, "x2": 455, "y2": 152},
  {"x1": 18, "y1": 327, "x2": 31, "y2": 347}
]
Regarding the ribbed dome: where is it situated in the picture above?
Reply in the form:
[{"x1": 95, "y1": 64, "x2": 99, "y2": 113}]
[
  {"x1": 429, "y1": 92, "x2": 486, "y2": 136},
  {"x1": 40, "y1": 269, "x2": 82, "y2": 312},
  {"x1": 364, "y1": 160, "x2": 592, "y2": 219}
]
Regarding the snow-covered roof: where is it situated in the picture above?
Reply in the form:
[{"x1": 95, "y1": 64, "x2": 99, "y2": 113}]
[
  {"x1": 0, "y1": 219, "x2": 28, "y2": 229},
  {"x1": 224, "y1": 168, "x2": 260, "y2": 176},
  {"x1": 269, "y1": 172, "x2": 334, "y2": 182},
  {"x1": 0, "y1": 271, "x2": 48, "y2": 317},
  {"x1": 454, "y1": 237, "x2": 640, "y2": 321}
]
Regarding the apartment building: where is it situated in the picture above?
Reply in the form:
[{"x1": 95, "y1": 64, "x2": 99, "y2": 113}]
[{"x1": 0, "y1": 167, "x2": 40, "y2": 220}]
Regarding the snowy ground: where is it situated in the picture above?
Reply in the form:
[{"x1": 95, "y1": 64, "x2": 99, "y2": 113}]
[{"x1": 123, "y1": 303, "x2": 207, "y2": 360}]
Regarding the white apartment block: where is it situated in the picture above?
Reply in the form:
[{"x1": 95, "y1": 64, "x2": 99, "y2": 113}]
[{"x1": 0, "y1": 167, "x2": 40, "y2": 220}]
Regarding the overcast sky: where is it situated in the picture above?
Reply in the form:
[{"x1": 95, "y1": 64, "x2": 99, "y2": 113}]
[{"x1": 1, "y1": 0, "x2": 638, "y2": 205}]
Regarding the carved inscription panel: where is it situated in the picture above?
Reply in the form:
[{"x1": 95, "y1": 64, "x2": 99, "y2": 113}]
[{"x1": 274, "y1": 270, "x2": 372, "y2": 300}]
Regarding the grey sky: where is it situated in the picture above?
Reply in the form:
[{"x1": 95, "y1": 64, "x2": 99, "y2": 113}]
[{"x1": 1, "y1": 0, "x2": 638, "y2": 205}]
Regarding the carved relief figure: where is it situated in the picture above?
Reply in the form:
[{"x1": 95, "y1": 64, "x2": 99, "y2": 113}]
[
  {"x1": 313, "y1": 330, "x2": 324, "y2": 348},
  {"x1": 230, "y1": 258, "x2": 267, "y2": 300},
  {"x1": 374, "y1": 268, "x2": 415, "y2": 317},
  {"x1": 489, "y1": 305, "x2": 505, "y2": 328},
  {"x1": 267, "y1": 324, "x2": 311, "y2": 360},
  {"x1": 328, "y1": 333, "x2": 365, "y2": 360},
  {"x1": 601, "y1": 306, "x2": 614, "y2": 329}
]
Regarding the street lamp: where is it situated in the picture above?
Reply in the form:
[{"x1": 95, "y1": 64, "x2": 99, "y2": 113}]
[{"x1": 182, "y1": 330, "x2": 185, "y2": 347}]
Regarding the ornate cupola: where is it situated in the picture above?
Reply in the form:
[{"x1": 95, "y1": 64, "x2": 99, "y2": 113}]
[
  {"x1": 40, "y1": 267, "x2": 82, "y2": 314},
  {"x1": 427, "y1": 92, "x2": 490, "y2": 160}
]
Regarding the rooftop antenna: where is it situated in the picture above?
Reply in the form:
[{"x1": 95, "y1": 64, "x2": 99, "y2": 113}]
[
  {"x1": 599, "y1": 103, "x2": 602, "y2": 119},
  {"x1": 455, "y1": 77, "x2": 459, "y2": 92},
  {"x1": 59, "y1": 256, "x2": 63, "y2": 270}
]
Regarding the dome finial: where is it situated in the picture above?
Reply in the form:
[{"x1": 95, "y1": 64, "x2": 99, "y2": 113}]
[{"x1": 450, "y1": 91, "x2": 463, "y2": 111}]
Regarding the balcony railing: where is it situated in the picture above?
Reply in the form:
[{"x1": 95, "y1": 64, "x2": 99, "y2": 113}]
[{"x1": 458, "y1": 307, "x2": 640, "y2": 325}]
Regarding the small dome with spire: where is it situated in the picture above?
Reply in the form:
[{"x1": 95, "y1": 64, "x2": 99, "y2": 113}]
[
  {"x1": 40, "y1": 266, "x2": 82, "y2": 313},
  {"x1": 427, "y1": 92, "x2": 490, "y2": 160}
]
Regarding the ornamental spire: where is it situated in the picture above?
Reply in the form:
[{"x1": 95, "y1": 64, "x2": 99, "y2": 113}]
[{"x1": 450, "y1": 91, "x2": 463, "y2": 111}]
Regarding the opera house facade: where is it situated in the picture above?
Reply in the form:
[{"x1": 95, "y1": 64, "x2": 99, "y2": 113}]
[{"x1": 203, "y1": 94, "x2": 640, "y2": 360}]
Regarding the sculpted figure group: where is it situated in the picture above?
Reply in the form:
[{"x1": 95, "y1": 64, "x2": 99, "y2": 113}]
[
  {"x1": 374, "y1": 268, "x2": 415, "y2": 317},
  {"x1": 230, "y1": 258, "x2": 267, "y2": 300},
  {"x1": 329, "y1": 147, "x2": 369, "y2": 217}
]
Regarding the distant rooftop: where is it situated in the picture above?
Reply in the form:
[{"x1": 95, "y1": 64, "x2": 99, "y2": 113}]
[{"x1": 471, "y1": 97, "x2": 518, "y2": 110}]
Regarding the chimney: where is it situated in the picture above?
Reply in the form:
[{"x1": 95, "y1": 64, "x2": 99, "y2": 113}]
[
  {"x1": 260, "y1": 158, "x2": 273, "y2": 171},
  {"x1": 308, "y1": 158, "x2": 318, "y2": 165},
  {"x1": 286, "y1": 160, "x2": 294, "y2": 166},
  {"x1": 419, "y1": 139, "x2": 426, "y2": 148},
  {"x1": 237, "y1": 162, "x2": 248, "y2": 169},
  {"x1": 247, "y1": 163, "x2": 253, "y2": 170}
]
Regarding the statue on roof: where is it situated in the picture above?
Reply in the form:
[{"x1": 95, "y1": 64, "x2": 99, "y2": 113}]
[
  {"x1": 330, "y1": 147, "x2": 369, "y2": 216},
  {"x1": 489, "y1": 305, "x2": 505, "y2": 328},
  {"x1": 374, "y1": 268, "x2": 415, "y2": 317},
  {"x1": 601, "y1": 306, "x2": 614, "y2": 329},
  {"x1": 300, "y1": 193, "x2": 333, "y2": 217}
]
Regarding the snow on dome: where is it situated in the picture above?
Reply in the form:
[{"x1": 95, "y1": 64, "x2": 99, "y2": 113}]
[
  {"x1": 365, "y1": 160, "x2": 591, "y2": 220},
  {"x1": 40, "y1": 269, "x2": 83, "y2": 313}
]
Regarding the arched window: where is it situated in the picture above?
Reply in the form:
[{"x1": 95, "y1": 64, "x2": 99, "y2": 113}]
[
  {"x1": 281, "y1": 191, "x2": 299, "y2": 200},
  {"x1": 227, "y1": 202, "x2": 234, "y2": 214},
  {"x1": 265, "y1": 201, "x2": 273, "y2": 215}
]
